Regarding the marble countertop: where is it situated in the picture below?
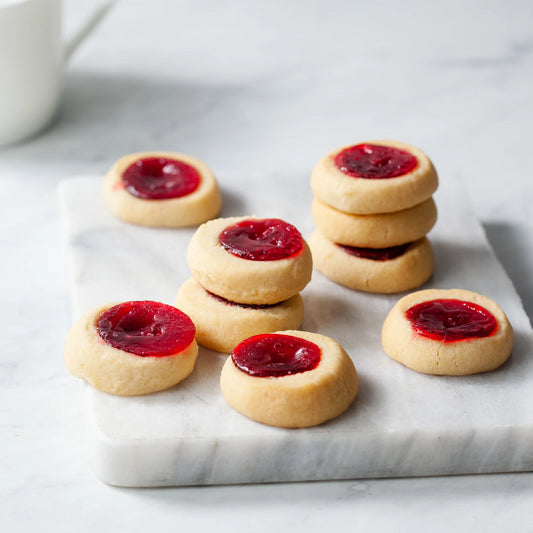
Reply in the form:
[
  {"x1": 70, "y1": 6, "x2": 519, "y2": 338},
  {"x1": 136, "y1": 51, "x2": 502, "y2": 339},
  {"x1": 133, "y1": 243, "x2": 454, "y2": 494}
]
[{"x1": 2, "y1": 0, "x2": 533, "y2": 530}]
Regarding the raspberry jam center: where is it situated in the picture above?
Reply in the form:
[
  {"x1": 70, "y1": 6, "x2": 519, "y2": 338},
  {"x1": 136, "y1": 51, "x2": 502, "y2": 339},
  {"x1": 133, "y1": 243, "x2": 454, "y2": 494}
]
[
  {"x1": 218, "y1": 218, "x2": 304, "y2": 261},
  {"x1": 338, "y1": 242, "x2": 411, "y2": 261},
  {"x1": 334, "y1": 143, "x2": 418, "y2": 179},
  {"x1": 232, "y1": 333, "x2": 321, "y2": 377},
  {"x1": 406, "y1": 298, "x2": 497, "y2": 342},
  {"x1": 97, "y1": 301, "x2": 196, "y2": 356},
  {"x1": 122, "y1": 157, "x2": 201, "y2": 200}
]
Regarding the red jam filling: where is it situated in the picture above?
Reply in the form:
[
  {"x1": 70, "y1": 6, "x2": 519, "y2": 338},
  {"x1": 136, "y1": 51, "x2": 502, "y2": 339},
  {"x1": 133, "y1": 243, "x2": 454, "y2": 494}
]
[
  {"x1": 334, "y1": 143, "x2": 418, "y2": 179},
  {"x1": 122, "y1": 157, "x2": 201, "y2": 200},
  {"x1": 232, "y1": 333, "x2": 321, "y2": 377},
  {"x1": 218, "y1": 218, "x2": 304, "y2": 261},
  {"x1": 205, "y1": 289, "x2": 277, "y2": 310},
  {"x1": 405, "y1": 298, "x2": 497, "y2": 342},
  {"x1": 96, "y1": 301, "x2": 196, "y2": 357},
  {"x1": 338, "y1": 242, "x2": 411, "y2": 261}
]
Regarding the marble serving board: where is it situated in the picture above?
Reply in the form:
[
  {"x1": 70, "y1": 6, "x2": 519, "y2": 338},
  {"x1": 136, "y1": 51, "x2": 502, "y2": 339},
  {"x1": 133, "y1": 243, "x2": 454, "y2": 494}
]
[{"x1": 59, "y1": 174, "x2": 533, "y2": 487}]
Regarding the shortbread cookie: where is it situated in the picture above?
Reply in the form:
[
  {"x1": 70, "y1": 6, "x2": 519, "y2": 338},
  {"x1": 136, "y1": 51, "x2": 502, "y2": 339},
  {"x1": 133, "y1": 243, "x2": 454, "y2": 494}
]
[
  {"x1": 310, "y1": 140, "x2": 438, "y2": 214},
  {"x1": 381, "y1": 289, "x2": 513, "y2": 375},
  {"x1": 103, "y1": 151, "x2": 222, "y2": 227},
  {"x1": 175, "y1": 278, "x2": 304, "y2": 353},
  {"x1": 187, "y1": 216, "x2": 313, "y2": 305},
  {"x1": 64, "y1": 301, "x2": 198, "y2": 396},
  {"x1": 220, "y1": 330, "x2": 359, "y2": 428},
  {"x1": 309, "y1": 229, "x2": 433, "y2": 293},
  {"x1": 312, "y1": 196, "x2": 437, "y2": 248}
]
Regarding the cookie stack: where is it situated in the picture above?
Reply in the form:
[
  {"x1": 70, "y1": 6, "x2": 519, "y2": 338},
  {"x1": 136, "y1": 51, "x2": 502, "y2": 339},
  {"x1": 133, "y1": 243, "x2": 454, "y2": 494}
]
[
  {"x1": 175, "y1": 216, "x2": 313, "y2": 353},
  {"x1": 308, "y1": 140, "x2": 438, "y2": 293}
]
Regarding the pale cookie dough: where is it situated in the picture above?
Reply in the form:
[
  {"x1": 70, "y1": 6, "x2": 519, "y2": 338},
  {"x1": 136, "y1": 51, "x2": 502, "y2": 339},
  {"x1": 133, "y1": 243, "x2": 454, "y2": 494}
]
[
  {"x1": 310, "y1": 140, "x2": 438, "y2": 214},
  {"x1": 220, "y1": 330, "x2": 359, "y2": 428},
  {"x1": 175, "y1": 278, "x2": 304, "y2": 353},
  {"x1": 312, "y1": 196, "x2": 437, "y2": 248},
  {"x1": 63, "y1": 302, "x2": 199, "y2": 396},
  {"x1": 103, "y1": 151, "x2": 222, "y2": 227},
  {"x1": 309, "y1": 229, "x2": 434, "y2": 293},
  {"x1": 381, "y1": 289, "x2": 514, "y2": 375},
  {"x1": 187, "y1": 216, "x2": 313, "y2": 305}
]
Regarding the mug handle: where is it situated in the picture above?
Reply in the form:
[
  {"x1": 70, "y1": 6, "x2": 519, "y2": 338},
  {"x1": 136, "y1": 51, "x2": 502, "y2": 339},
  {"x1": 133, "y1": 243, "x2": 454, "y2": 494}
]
[{"x1": 64, "y1": 0, "x2": 117, "y2": 60}]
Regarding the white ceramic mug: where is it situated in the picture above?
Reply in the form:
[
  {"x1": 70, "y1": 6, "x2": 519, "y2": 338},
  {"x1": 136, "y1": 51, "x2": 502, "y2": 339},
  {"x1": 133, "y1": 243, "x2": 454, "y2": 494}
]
[{"x1": 0, "y1": 0, "x2": 115, "y2": 147}]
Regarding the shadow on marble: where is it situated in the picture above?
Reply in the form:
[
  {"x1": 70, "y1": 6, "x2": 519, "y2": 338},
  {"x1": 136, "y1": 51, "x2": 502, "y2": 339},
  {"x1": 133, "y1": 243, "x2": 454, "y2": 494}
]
[
  {"x1": 483, "y1": 222, "x2": 533, "y2": 324},
  {"x1": 218, "y1": 185, "x2": 247, "y2": 218},
  {"x1": 110, "y1": 470, "x2": 533, "y2": 507},
  {"x1": 431, "y1": 237, "x2": 497, "y2": 287},
  {"x1": 300, "y1": 288, "x2": 355, "y2": 335},
  {"x1": 0, "y1": 70, "x2": 244, "y2": 172}
]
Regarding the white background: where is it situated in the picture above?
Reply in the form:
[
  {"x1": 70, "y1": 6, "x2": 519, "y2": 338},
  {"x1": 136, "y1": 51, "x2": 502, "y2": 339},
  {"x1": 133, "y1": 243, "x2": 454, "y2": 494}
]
[{"x1": 2, "y1": 0, "x2": 533, "y2": 531}]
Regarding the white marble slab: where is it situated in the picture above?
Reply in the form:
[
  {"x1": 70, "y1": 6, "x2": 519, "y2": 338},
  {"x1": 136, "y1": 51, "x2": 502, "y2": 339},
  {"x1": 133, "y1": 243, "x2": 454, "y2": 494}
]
[{"x1": 59, "y1": 174, "x2": 533, "y2": 487}]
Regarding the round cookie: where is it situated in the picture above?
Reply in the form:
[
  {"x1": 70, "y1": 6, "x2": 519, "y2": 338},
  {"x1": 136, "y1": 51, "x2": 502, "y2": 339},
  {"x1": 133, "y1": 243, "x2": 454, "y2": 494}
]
[
  {"x1": 310, "y1": 140, "x2": 438, "y2": 214},
  {"x1": 103, "y1": 151, "x2": 222, "y2": 227},
  {"x1": 175, "y1": 278, "x2": 304, "y2": 353},
  {"x1": 63, "y1": 301, "x2": 199, "y2": 396},
  {"x1": 187, "y1": 216, "x2": 313, "y2": 305},
  {"x1": 312, "y1": 196, "x2": 437, "y2": 248},
  {"x1": 220, "y1": 330, "x2": 359, "y2": 428},
  {"x1": 308, "y1": 229, "x2": 434, "y2": 293},
  {"x1": 381, "y1": 289, "x2": 514, "y2": 375}
]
